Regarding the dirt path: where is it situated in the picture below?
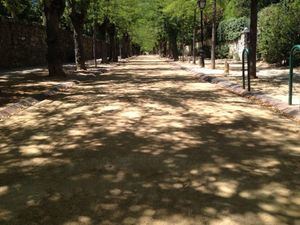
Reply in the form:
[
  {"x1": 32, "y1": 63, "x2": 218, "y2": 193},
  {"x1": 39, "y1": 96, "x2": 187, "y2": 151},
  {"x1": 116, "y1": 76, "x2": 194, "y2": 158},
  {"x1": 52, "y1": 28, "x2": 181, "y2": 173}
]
[{"x1": 0, "y1": 56, "x2": 299, "y2": 225}]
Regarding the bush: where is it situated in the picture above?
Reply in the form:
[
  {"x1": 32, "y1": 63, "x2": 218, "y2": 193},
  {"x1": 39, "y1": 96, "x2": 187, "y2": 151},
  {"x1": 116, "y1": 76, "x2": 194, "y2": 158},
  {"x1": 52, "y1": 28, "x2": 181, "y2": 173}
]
[
  {"x1": 258, "y1": 2, "x2": 300, "y2": 64},
  {"x1": 217, "y1": 17, "x2": 250, "y2": 43},
  {"x1": 216, "y1": 44, "x2": 229, "y2": 59}
]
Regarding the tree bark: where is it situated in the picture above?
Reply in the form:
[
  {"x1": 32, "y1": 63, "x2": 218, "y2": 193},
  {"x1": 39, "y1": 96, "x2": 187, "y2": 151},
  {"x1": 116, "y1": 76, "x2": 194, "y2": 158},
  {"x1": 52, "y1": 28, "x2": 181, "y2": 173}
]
[
  {"x1": 211, "y1": 0, "x2": 216, "y2": 69},
  {"x1": 181, "y1": 42, "x2": 185, "y2": 61},
  {"x1": 99, "y1": 18, "x2": 109, "y2": 64},
  {"x1": 121, "y1": 34, "x2": 126, "y2": 59},
  {"x1": 169, "y1": 32, "x2": 179, "y2": 61},
  {"x1": 162, "y1": 40, "x2": 167, "y2": 57},
  {"x1": 116, "y1": 38, "x2": 120, "y2": 60},
  {"x1": 44, "y1": 0, "x2": 66, "y2": 77},
  {"x1": 159, "y1": 40, "x2": 163, "y2": 56},
  {"x1": 121, "y1": 33, "x2": 130, "y2": 59},
  {"x1": 249, "y1": 0, "x2": 258, "y2": 78},
  {"x1": 93, "y1": 21, "x2": 97, "y2": 67},
  {"x1": 70, "y1": 10, "x2": 86, "y2": 70},
  {"x1": 108, "y1": 23, "x2": 118, "y2": 62},
  {"x1": 193, "y1": 8, "x2": 196, "y2": 64}
]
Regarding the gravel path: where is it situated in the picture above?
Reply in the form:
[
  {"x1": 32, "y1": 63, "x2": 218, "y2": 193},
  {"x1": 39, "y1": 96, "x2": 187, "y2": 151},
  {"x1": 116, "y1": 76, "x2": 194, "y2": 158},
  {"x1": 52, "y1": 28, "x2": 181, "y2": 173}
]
[
  {"x1": 0, "y1": 56, "x2": 299, "y2": 225},
  {"x1": 178, "y1": 59, "x2": 300, "y2": 105}
]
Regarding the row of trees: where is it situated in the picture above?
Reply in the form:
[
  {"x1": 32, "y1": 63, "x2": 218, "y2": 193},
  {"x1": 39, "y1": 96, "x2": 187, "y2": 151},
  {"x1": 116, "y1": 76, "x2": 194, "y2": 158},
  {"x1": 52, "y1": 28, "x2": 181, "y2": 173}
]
[
  {"x1": 1, "y1": 0, "x2": 299, "y2": 78},
  {"x1": 151, "y1": 0, "x2": 299, "y2": 78},
  {"x1": 0, "y1": 0, "x2": 155, "y2": 76}
]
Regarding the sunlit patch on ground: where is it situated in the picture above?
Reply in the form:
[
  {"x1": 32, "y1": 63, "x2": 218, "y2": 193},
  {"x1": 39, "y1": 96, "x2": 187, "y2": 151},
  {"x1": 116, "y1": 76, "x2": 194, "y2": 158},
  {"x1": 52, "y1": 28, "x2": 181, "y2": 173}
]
[
  {"x1": 179, "y1": 59, "x2": 300, "y2": 105},
  {"x1": 0, "y1": 56, "x2": 299, "y2": 225}
]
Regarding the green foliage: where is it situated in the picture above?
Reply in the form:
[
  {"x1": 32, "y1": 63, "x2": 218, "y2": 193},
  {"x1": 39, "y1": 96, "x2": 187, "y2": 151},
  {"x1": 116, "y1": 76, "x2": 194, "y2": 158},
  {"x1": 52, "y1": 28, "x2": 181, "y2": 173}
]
[
  {"x1": 125, "y1": 0, "x2": 160, "y2": 51},
  {"x1": 0, "y1": 0, "x2": 42, "y2": 21},
  {"x1": 216, "y1": 44, "x2": 229, "y2": 59},
  {"x1": 0, "y1": 0, "x2": 26, "y2": 18},
  {"x1": 217, "y1": 17, "x2": 249, "y2": 43},
  {"x1": 131, "y1": 18, "x2": 158, "y2": 51},
  {"x1": 223, "y1": 0, "x2": 281, "y2": 19},
  {"x1": 223, "y1": 0, "x2": 250, "y2": 19},
  {"x1": 258, "y1": 1, "x2": 300, "y2": 64},
  {"x1": 0, "y1": 0, "x2": 227, "y2": 52}
]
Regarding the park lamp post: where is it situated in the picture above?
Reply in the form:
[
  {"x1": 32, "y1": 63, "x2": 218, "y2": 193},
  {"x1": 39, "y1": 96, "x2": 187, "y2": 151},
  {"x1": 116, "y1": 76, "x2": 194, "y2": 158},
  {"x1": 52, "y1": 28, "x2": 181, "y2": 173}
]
[{"x1": 197, "y1": 0, "x2": 206, "y2": 67}]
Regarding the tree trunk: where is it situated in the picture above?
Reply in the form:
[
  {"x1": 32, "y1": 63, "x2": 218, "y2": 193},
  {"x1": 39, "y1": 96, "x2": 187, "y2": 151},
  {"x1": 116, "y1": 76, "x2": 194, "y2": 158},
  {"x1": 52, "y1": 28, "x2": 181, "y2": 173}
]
[
  {"x1": 116, "y1": 38, "x2": 120, "y2": 60},
  {"x1": 129, "y1": 41, "x2": 133, "y2": 57},
  {"x1": 108, "y1": 23, "x2": 118, "y2": 62},
  {"x1": 158, "y1": 41, "x2": 163, "y2": 56},
  {"x1": 44, "y1": 0, "x2": 66, "y2": 77},
  {"x1": 211, "y1": 0, "x2": 217, "y2": 69},
  {"x1": 121, "y1": 33, "x2": 130, "y2": 59},
  {"x1": 169, "y1": 33, "x2": 179, "y2": 61},
  {"x1": 167, "y1": 41, "x2": 172, "y2": 58},
  {"x1": 163, "y1": 40, "x2": 167, "y2": 57},
  {"x1": 70, "y1": 12, "x2": 86, "y2": 70},
  {"x1": 10, "y1": 11, "x2": 17, "y2": 19},
  {"x1": 181, "y1": 42, "x2": 185, "y2": 61},
  {"x1": 249, "y1": 0, "x2": 258, "y2": 78},
  {"x1": 193, "y1": 8, "x2": 196, "y2": 64},
  {"x1": 99, "y1": 19, "x2": 109, "y2": 64},
  {"x1": 121, "y1": 35, "x2": 126, "y2": 59},
  {"x1": 93, "y1": 21, "x2": 97, "y2": 67}
]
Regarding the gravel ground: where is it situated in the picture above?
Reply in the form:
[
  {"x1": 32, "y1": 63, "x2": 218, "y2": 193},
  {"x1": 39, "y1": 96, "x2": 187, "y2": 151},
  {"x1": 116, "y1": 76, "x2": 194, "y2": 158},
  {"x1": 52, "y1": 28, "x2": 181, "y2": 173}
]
[
  {"x1": 0, "y1": 56, "x2": 299, "y2": 225},
  {"x1": 180, "y1": 58, "x2": 300, "y2": 106},
  {"x1": 0, "y1": 60, "x2": 117, "y2": 111}
]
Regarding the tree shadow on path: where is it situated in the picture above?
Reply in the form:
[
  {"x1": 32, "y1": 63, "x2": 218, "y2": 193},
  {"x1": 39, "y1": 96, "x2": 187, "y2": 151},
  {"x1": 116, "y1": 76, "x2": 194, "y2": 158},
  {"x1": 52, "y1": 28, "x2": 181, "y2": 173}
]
[{"x1": 0, "y1": 56, "x2": 299, "y2": 225}]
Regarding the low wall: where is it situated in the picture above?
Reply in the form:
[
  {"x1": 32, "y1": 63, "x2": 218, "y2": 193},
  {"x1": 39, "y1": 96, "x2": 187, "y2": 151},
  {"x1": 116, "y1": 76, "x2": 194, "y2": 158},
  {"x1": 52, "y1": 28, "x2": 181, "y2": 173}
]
[
  {"x1": 0, "y1": 18, "x2": 101, "y2": 69},
  {"x1": 228, "y1": 32, "x2": 247, "y2": 61}
]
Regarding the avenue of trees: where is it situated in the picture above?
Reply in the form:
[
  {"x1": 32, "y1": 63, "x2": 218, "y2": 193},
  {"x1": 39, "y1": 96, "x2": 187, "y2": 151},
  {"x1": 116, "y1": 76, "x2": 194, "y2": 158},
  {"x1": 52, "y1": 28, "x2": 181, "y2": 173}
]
[{"x1": 0, "y1": 0, "x2": 299, "y2": 77}]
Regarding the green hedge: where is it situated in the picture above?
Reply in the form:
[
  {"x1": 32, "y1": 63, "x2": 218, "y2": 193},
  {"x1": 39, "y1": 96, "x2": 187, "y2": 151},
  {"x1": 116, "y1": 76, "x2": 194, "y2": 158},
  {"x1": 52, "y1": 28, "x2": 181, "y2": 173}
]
[
  {"x1": 216, "y1": 44, "x2": 229, "y2": 59},
  {"x1": 258, "y1": 2, "x2": 300, "y2": 64},
  {"x1": 217, "y1": 17, "x2": 250, "y2": 43}
]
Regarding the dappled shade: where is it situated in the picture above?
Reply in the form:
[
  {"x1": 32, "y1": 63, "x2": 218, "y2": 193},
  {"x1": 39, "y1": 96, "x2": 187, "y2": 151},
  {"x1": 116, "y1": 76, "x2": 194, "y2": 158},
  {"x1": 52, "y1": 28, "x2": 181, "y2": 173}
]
[{"x1": 0, "y1": 56, "x2": 299, "y2": 225}]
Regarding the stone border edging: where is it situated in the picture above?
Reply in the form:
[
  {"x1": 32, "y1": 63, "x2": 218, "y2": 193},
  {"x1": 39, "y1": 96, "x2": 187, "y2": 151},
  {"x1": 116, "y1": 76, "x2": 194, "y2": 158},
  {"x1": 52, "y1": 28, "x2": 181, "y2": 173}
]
[
  {"x1": 0, "y1": 56, "x2": 135, "y2": 122},
  {"x1": 172, "y1": 62, "x2": 300, "y2": 124},
  {"x1": 0, "y1": 81, "x2": 77, "y2": 121}
]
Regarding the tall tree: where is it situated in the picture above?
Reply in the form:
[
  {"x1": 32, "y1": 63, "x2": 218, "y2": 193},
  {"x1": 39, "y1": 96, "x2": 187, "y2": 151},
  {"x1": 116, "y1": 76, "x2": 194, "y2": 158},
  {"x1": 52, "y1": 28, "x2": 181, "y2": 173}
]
[
  {"x1": 211, "y1": 0, "x2": 216, "y2": 69},
  {"x1": 44, "y1": 0, "x2": 66, "y2": 77},
  {"x1": 249, "y1": 0, "x2": 258, "y2": 78},
  {"x1": 192, "y1": 8, "x2": 196, "y2": 64},
  {"x1": 107, "y1": 22, "x2": 118, "y2": 62},
  {"x1": 98, "y1": 17, "x2": 109, "y2": 63},
  {"x1": 167, "y1": 23, "x2": 179, "y2": 61},
  {"x1": 68, "y1": 0, "x2": 90, "y2": 70}
]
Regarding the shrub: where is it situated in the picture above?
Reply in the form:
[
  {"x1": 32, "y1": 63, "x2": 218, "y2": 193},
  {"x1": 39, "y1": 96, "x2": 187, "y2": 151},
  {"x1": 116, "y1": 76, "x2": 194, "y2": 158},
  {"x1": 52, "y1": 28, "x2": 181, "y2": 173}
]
[
  {"x1": 258, "y1": 2, "x2": 300, "y2": 64},
  {"x1": 216, "y1": 44, "x2": 229, "y2": 59},
  {"x1": 217, "y1": 17, "x2": 250, "y2": 43}
]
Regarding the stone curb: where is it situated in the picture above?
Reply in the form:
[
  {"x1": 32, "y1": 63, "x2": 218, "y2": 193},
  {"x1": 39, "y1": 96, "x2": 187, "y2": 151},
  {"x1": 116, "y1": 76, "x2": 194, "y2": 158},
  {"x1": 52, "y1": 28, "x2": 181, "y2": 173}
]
[
  {"x1": 172, "y1": 62, "x2": 300, "y2": 124},
  {"x1": 0, "y1": 81, "x2": 77, "y2": 121}
]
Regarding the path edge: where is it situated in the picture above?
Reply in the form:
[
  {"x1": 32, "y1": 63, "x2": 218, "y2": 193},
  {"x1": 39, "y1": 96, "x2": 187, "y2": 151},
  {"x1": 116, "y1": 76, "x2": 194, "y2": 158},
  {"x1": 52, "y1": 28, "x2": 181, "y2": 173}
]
[
  {"x1": 0, "y1": 81, "x2": 77, "y2": 121},
  {"x1": 171, "y1": 61, "x2": 300, "y2": 124}
]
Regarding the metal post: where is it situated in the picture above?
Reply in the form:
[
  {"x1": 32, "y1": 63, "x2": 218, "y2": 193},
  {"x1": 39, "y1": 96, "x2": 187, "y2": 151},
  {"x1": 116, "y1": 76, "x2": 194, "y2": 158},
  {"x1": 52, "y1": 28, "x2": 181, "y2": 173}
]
[
  {"x1": 242, "y1": 48, "x2": 251, "y2": 92},
  {"x1": 242, "y1": 51, "x2": 246, "y2": 89},
  {"x1": 199, "y1": 9, "x2": 205, "y2": 67},
  {"x1": 247, "y1": 51, "x2": 251, "y2": 92},
  {"x1": 289, "y1": 45, "x2": 300, "y2": 105}
]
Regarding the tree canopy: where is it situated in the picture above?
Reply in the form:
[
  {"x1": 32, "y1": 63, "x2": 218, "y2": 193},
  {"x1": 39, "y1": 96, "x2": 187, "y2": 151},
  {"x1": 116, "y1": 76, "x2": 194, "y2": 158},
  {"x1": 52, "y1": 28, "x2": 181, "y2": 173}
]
[{"x1": 0, "y1": 0, "x2": 298, "y2": 66}]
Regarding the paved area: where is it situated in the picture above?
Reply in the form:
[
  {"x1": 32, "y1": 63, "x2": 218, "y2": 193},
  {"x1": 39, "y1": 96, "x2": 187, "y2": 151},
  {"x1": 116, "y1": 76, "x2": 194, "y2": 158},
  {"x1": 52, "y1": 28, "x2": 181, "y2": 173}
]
[
  {"x1": 0, "y1": 56, "x2": 299, "y2": 225},
  {"x1": 174, "y1": 61, "x2": 300, "y2": 123},
  {"x1": 179, "y1": 58, "x2": 300, "y2": 105},
  {"x1": 0, "y1": 60, "x2": 112, "y2": 111}
]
